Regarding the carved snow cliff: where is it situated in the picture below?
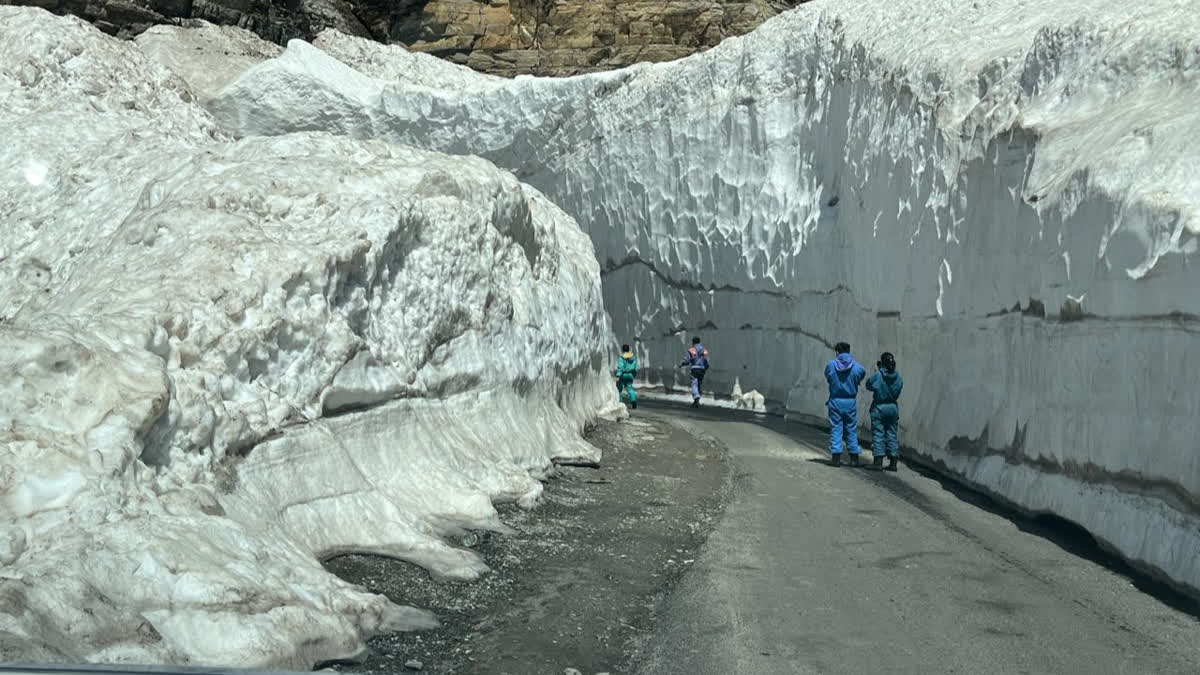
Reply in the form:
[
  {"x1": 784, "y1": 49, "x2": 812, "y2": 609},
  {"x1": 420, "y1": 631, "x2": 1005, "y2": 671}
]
[
  {"x1": 0, "y1": 7, "x2": 616, "y2": 666},
  {"x1": 207, "y1": 0, "x2": 1200, "y2": 594}
]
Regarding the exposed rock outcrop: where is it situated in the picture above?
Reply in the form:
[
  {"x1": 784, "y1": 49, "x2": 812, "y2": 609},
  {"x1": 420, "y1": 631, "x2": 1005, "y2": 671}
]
[
  {"x1": 0, "y1": 0, "x2": 807, "y2": 75},
  {"x1": 356, "y1": 0, "x2": 806, "y2": 76}
]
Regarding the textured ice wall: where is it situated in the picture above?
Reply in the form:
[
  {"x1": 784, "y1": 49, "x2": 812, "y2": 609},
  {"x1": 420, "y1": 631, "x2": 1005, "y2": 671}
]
[
  {"x1": 0, "y1": 7, "x2": 616, "y2": 666},
  {"x1": 205, "y1": 0, "x2": 1200, "y2": 593}
]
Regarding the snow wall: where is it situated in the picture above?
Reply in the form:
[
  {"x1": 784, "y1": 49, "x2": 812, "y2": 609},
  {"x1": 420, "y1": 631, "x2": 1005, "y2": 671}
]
[
  {"x1": 204, "y1": 0, "x2": 1200, "y2": 594},
  {"x1": 0, "y1": 7, "x2": 619, "y2": 666}
]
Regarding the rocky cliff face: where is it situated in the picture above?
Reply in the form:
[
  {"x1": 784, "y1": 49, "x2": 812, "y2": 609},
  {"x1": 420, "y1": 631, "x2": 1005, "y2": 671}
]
[
  {"x1": 0, "y1": 0, "x2": 805, "y2": 75},
  {"x1": 2, "y1": 0, "x2": 306, "y2": 42},
  {"x1": 360, "y1": 0, "x2": 805, "y2": 76}
]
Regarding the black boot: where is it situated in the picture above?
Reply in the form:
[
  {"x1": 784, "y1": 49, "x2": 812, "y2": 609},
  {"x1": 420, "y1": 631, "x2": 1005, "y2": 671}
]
[
  {"x1": 692, "y1": 398, "x2": 700, "y2": 408},
  {"x1": 850, "y1": 454, "x2": 861, "y2": 467},
  {"x1": 886, "y1": 454, "x2": 899, "y2": 472},
  {"x1": 872, "y1": 455, "x2": 884, "y2": 469},
  {"x1": 831, "y1": 453, "x2": 842, "y2": 467}
]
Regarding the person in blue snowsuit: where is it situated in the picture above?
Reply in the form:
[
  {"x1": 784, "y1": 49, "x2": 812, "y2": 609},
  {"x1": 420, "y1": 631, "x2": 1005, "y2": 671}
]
[
  {"x1": 615, "y1": 344, "x2": 638, "y2": 409},
  {"x1": 824, "y1": 342, "x2": 866, "y2": 466},
  {"x1": 866, "y1": 351, "x2": 903, "y2": 471},
  {"x1": 680, "y1": 336, "x2": 710, "y2": 408}
]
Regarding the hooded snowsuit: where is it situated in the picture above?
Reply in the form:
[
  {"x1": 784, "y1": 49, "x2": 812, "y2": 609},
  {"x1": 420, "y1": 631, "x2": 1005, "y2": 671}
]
[
  {"x1": 866, "y1": 368, "x2": 903, "y2": 458},
  {"x1": 616, "y1": 350, "x2": 638, "y2": 406},
  {"x1": 824, "y1": 353, "x2": 866, "y2": 455},
  {"x1": 681, "y1": 344, "x2": 710, "y2": 401}
]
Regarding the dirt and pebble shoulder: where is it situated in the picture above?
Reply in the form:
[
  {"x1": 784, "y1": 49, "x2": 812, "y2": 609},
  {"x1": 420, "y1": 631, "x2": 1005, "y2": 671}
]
[{"x1": 324, "y1": 410, "x2": 731, "y2": 675}]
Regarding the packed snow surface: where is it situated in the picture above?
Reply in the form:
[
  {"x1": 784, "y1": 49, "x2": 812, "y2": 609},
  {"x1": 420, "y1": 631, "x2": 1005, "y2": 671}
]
[
  {"x1": 204, "y1": 0, "x2": 1200, "y2": 593},
  {"x1": 135, "y1": 22, "x2": 283, "y2": 102},
  {"x1": 0, "y1": 7, "x2": 616, "y2": 666}
]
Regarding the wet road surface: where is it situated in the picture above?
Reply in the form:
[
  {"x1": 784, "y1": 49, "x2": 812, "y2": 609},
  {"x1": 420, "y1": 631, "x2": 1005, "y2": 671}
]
[{"x1": 632, "y1": 401, "x2": 1200, "y2": 675}]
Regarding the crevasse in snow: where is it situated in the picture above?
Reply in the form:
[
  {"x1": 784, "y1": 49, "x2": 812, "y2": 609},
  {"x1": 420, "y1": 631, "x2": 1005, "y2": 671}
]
[
  {"x1": 205, "y1": 0, "x2": 1200, "y2": 595},
  {"x1": 0, "y1": 7, "x2": 616, "y2": 666}
]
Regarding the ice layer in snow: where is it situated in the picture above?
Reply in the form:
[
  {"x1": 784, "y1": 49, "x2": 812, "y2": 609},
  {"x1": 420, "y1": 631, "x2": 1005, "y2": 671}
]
[
  {"x1": 202, "y1": 0, "x2": 1200, "y2": 593},
  {"x1": 0, "y1": 7, "x2": 617, "y2": 666}
]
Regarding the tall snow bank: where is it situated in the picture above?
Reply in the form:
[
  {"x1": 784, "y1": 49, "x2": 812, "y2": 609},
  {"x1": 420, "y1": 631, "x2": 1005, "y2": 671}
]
[
  {"x1": 205, "y1": 0, "x2": 1200, "y2": 593},
  {"x1": 0, "y1": 7, "x2": 615, "y2": 666}
]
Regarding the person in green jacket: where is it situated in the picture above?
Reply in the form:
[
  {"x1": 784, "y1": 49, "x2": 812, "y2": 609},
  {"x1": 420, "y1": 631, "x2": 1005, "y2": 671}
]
[{"x1": 615, "y1": 344, "x2": 638, "y2": 409}]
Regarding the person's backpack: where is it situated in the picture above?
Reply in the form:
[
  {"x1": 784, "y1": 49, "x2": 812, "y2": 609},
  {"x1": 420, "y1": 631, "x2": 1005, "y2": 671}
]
[{"x1": 689, "y1": 344, "x2": 710, "y2": 370}]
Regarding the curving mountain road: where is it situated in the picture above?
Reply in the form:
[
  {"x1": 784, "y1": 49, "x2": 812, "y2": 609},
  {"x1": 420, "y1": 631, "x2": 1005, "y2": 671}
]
[{"x1": 631, "y1": 401, "x2": 1200, "y2": 675}]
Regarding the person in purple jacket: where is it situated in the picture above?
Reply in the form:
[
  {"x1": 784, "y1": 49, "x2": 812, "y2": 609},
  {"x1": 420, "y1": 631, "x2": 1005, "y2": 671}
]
[
  {"x1": 824, "y1": 341, "x2": 867, "y2": 466},
  {"x1": 679, "y1": 336, "x2": 710, "y2": 408}
]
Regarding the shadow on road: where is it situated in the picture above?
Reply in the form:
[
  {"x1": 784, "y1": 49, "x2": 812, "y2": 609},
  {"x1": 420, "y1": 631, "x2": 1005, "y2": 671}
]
[
  {"x1": 900, "y1": 459, "x2": 1200, "y2": 618},
  {"x1": 635, "y1": 396, "x2": 1200, "y2": 619}
]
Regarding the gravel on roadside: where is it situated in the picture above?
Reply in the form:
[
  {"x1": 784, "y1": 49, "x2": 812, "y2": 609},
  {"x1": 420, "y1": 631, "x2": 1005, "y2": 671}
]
[{"x1": 325, "y1": 413, "x2": 731, "y2": 675}]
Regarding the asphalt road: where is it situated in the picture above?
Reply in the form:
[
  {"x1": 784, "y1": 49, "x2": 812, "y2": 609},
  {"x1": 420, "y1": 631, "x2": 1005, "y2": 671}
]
[{"x1": 631, "y1": 401, "x2": 1200, "y2": 675}]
